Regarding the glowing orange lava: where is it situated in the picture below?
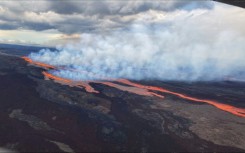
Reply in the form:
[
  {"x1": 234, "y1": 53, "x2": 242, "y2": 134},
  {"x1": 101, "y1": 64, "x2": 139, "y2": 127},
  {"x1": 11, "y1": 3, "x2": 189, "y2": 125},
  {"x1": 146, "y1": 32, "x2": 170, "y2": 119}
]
[
  {"x1": 76, "y1": 82, "x2": 99, "y2": 93},
  {"x1": 42, "y1": 71, "x2": 71, "y2": 83},
  {"x1": 22, "y1": 56, "x2": 55, "y2": 69},
  {"x1": 98, "y1": 81, "x2": 164, "y2": 98},
  {"x1": 42, "y1": 71, "x2": 98, "y2": 93},
  {"x1": 22, "y1": 56, "x2": 98, "y2": 93},
  {"x1": 117, "y1": 79, "x2": 245, "y2": 117},
  {"x1": 22, "y1": 57, "x2": 245, "y2": 117}
]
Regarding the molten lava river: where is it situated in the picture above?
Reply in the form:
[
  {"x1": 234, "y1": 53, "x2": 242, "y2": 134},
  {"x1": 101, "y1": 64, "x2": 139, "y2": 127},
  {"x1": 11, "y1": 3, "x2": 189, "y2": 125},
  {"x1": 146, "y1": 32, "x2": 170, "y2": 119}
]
[{"x1": 22, "y1": 56, "x2": 245, "y2": 118}]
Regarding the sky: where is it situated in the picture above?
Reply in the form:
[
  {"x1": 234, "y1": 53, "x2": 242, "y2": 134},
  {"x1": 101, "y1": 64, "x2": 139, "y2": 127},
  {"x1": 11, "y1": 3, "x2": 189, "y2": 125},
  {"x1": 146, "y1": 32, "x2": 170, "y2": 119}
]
[
  {"x1": 0, "y1": 0, "x2": 244, "y2": 81},
  {"x1": 0, "y1": 0, "x2": 244, "y2": 46},
  {"x1": 14, "y1": 0, "x2": 243, "y2": 81}
]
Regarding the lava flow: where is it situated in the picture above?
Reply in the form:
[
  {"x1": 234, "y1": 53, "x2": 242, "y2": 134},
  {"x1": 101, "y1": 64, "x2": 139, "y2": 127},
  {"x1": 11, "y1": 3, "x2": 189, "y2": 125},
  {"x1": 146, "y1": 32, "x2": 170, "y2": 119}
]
[
  {"x1": 22, "y1": 56, "x2": 98, "y2": 93},
  {"x1": 98, "y1": 81, "x2": 164, "y2": 98},
  {"x1": 42, "y1": 71, "x2": 99, "y2": 93},
  {"x1": 116, "y1": 79, "x2": 245, "y2": 118},
  {"x1": 42, "y1": 71, "x2": 163, "y2": 97},
  {"x1": 22, "y1": 56, "x2": 55, "y2": 69},
  {"x1": 22, "y1": 56, "x2": 245, "y2": 118},
  {"x1": 22, "y1": 56, "x2": 164, "y2": 97}
]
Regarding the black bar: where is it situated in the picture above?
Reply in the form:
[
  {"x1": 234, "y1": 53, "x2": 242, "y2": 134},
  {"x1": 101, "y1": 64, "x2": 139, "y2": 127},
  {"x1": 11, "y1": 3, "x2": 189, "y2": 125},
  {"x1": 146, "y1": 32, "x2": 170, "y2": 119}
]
[{"x1": 213, "y1": 0, "x2": 245, "y2": 8}]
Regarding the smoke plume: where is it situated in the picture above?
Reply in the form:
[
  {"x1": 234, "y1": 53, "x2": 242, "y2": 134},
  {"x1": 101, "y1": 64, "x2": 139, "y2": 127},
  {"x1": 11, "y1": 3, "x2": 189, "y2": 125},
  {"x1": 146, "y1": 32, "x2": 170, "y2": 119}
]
[{"x1": 28, "y1": 4, "x2": 245, "y2": 81}]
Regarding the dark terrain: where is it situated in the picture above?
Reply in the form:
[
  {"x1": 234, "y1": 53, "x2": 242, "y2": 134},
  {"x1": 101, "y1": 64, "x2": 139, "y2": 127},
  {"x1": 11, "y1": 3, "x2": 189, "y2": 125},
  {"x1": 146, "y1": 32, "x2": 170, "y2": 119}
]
[{"x1": 0, "y1": 45, "x2": 245, "y2": 152}]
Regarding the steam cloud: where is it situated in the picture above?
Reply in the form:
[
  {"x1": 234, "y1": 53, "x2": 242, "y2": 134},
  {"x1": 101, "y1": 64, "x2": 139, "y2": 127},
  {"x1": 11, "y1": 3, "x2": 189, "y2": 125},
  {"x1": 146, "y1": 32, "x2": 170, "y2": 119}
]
[{"x1": 28, "y1": 4, "x2": 245, "y2": 81}]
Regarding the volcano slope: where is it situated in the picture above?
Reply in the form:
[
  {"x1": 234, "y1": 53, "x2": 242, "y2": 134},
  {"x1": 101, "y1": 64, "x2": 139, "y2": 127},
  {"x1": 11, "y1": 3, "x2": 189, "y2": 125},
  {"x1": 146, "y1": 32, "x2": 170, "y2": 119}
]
[{"x1": 0, "y1": 52, "x2": 245, "y2": 152}]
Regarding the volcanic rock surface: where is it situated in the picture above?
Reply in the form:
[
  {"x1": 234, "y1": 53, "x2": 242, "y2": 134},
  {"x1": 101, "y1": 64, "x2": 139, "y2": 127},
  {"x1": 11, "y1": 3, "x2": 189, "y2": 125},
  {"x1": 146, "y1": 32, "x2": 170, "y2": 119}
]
[{"x1": 0, "y1": 49, "x2": 245, "y2": 152}]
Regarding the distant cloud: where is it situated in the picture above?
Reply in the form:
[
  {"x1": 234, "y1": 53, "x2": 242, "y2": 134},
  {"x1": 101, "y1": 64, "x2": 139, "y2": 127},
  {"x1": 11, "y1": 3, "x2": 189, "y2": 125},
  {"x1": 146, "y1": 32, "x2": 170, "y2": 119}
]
[
  {"x1": 0, "y1": 29, "x2": 63, "y2": 45},
  {"x1": 0, "y1": 1, "x2": 214, "y2": 34},
  {"x1": 28, "y1": 4, "x2": 245, "y2": 81}
]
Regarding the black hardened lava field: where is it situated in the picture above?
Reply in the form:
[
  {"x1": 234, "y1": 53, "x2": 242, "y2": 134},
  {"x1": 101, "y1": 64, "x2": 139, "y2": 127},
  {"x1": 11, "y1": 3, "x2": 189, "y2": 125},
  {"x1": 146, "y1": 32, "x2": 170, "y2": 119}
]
[{"x1": 0, "y1": 46, "x2": 245, "y2": 152}]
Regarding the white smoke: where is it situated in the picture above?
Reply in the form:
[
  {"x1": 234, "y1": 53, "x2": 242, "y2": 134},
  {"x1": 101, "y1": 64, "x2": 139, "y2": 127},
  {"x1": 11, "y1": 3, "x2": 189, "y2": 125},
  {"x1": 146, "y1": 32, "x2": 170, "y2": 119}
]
[{"x1": 28, "y1": 3, "x2": 245, "y2": 81}]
